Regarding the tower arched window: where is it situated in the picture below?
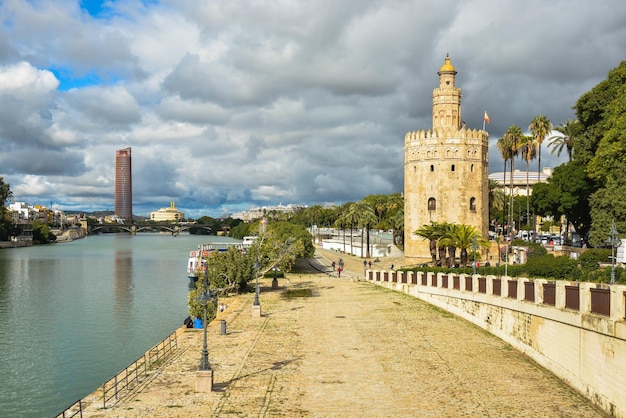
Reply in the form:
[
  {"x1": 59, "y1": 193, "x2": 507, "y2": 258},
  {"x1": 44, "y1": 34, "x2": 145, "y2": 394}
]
[
  {"x1": 428, "y1": 198, "x2": 437, "y2": 211},
  {"x1": 470, "y1": 197, "x2": 477, "y2": 212}
]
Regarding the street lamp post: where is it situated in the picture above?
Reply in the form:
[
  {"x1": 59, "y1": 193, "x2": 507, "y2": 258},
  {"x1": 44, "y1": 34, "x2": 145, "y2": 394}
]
[
  {"x1": 608, "y1": 220, "x2": 620, "y2": 285},
  {"x1": 472, "y1": 235, "x2": 478, "y2": 275},
  {"x1": 196, "y1": 264, "x2": 214, "y2": 371},
  {"x1": 253, "y1": 258, "x2": 260, "y2": 306}
]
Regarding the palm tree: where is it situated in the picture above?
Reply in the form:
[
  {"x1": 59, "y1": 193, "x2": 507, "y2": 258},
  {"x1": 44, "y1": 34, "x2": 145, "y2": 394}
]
[
  {"x1": 390, "y1": 206, "x2": 404, "y2": 246},
  {"x1": 349, "y1": 201, "x2": 377, "y2": 258},
  {"x1": 519, "y1": 135, "x2": 537, "y2": 227},
  {"x1": 385, "y1": 193, "x2": 404, "y2": 245},
  {"x1": 500, "y1": 126, "x2": 522, "y2": 239},
  {"x1": 496, "y1": 136, "x2": 512, "y2": 238},
  {"x1": 334, "y1": 204, "x2": 350, "y2": 253},
  {"x1": 529, "y1": 114, "x2": 553, "y2": 230},
  {"x1": 442, "y1": 222, "x2": 457, "y2": 267},
  {"x1": 414, "y1": 223, "x2": 439, "y2": 264},
  {"x1": 548, "y1": 119, "x2": 578, "y2": 162},
  {"x1": 439, "y1": 224, "x2": 487, "y2": 268},
  {"x1": 345, "y1": 203, "x2": 362, "y2": 256}
]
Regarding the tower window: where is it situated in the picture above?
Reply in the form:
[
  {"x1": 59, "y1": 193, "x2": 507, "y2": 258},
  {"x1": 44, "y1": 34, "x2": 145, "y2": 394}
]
[
  {"x1": 470, "y1": 197, "x2": 477, "y2": 212},
  {"x1": 451, "y1": 164, "x2": 455, "y2": 172},
  {"x1": 430, "y1": 165, "x2": 434, "y2": 172},
  {"x1": 471, "y1": 164, "x2": 474, "y2": 172},
  {"x1": 428, "y1": 198, "x2": 436, "y2": 211}
]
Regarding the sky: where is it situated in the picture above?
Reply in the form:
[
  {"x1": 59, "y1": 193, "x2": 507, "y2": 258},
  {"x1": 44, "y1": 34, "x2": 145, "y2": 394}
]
[{"x1": 1, "y1": 0, "x2": 625, "y2": 219}]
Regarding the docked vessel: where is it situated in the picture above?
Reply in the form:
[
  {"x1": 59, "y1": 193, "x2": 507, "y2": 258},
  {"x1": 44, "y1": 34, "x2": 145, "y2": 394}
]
[{"x1": 187, "y1": 241, "x2": 245, "y2": 287}]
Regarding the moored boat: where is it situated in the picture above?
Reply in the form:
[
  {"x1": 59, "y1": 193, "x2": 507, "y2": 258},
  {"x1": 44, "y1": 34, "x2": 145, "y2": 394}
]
[{"x1": 187, "y1": 241, "x2": 244, "y2": 287}]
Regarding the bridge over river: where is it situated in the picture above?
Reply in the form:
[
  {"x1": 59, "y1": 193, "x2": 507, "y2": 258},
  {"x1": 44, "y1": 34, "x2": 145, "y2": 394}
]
[{"x1": 89, "y1": 222, "x2": 212, "y2": 235}]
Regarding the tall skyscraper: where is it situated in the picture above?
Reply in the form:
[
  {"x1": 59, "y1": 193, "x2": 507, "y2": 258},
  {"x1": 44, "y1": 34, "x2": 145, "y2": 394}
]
[{"x1": 115, "y1": 147, "x2": 133, "y2": 221}]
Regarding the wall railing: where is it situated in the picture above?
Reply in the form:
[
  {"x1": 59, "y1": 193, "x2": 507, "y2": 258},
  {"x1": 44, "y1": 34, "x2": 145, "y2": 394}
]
[{"x1": 55, "y1": 330, "x2": 178, "y2": 417}]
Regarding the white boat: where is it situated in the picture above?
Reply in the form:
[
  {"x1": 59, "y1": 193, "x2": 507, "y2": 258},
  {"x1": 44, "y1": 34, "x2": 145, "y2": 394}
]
[{"x1": 187, "y1": 241, "x2": 244, "y2": 286}]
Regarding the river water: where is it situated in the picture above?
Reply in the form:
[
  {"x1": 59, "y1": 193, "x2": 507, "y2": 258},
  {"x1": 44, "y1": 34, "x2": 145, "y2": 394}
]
[{"x1": 0, "y1": 233, "x2": 240, "y2": 418}]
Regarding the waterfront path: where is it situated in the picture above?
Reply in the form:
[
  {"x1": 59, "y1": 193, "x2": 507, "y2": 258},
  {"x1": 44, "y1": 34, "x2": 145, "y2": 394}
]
[{"x1": 79, "y1": 248, "x2": 604, "y2": 417}]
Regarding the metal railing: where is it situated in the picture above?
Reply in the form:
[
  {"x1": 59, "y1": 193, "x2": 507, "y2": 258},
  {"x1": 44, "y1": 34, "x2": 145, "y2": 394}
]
[
  {"x1": 55, "y1": 330, "x2": 178, "y2": 417},
  {"x1": 55, "y1": 400, "x2": 82, "y2": 418},
  {"x1": 103, "y1": 331, "x2": 178, "y2": 408}
]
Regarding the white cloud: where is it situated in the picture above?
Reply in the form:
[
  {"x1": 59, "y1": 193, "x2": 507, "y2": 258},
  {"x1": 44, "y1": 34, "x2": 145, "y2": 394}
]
[{"x1": 1, "y1": 0, "x2": 625, "y2": 217}]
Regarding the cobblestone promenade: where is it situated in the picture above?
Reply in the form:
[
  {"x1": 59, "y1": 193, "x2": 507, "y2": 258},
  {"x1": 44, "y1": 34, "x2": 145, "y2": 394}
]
[{"x1": 80, "y1": 249, "x2": 605, "y2": 417}]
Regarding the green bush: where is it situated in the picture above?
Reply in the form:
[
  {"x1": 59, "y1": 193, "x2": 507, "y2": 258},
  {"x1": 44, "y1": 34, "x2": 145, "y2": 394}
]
[
  {"x1": 263, "y1": 270, "x2": 285, "y2": 278},
  {"x1": 524, "y1": 254, "x2": 579, "y2": 280},
  {"x1": 579, "y1": 248, "x2": 611, "y2": 271}
]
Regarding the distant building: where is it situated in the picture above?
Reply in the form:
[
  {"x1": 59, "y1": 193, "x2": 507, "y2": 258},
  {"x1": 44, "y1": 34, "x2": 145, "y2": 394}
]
[
  {"x1": 114, "y1": 147, "x2": 133, "y2": 221},
  {"x1": 150, "y1": 202, "x2": 185, "y2": 222},
  {"x1": 230, "y1": 203, "x2": 306, "y2": 222},
  {"x1": 488, "y1": 168, "x2": 552, "y2": 196}
]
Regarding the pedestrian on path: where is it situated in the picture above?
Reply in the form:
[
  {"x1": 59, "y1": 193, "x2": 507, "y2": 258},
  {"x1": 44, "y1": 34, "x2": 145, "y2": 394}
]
[{"x1": 337, "y1": 267, "x2": 342, "y2": 278}]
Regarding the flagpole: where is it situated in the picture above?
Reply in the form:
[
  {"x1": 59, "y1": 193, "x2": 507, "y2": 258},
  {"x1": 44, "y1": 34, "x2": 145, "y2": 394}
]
[{"x1": 482, "y1": 110, "x2": 486, "y2": 131}]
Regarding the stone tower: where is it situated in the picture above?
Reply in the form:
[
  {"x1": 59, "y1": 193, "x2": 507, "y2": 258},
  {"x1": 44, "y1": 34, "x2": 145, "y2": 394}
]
[{"x1": 404, "y1": 55, "x2": 489, "y2": 259}]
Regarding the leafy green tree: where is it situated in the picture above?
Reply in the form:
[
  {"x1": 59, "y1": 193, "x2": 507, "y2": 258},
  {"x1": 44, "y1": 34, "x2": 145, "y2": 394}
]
[
  {"x1": 587, "y1": 177, "x2": 626, "y2": 246},
  {"x1": 575, "y1": 61, "x2": 626, "y2": 165},
  {"x1": 531, "y1": 162, "x2": 594, "y2": 241},
  {"x1": 572, "y1": 61, "x2": 626, "y2": 245},
  {"x1": 0, "y1": 177, "x2": 11, "y2": 211},
  {"x1": 267, "y1": 221, "x2": 313, "y2": 258},
  {"x1": 32, "y1": 220, "x2": 56, "y2": 244},
  {"x1": 229, "y1": 222, "x2": 253, "y2": 239}
]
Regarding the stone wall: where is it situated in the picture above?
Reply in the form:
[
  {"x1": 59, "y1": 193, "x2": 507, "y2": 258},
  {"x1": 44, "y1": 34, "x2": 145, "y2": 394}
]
[{"x1": 368, "y1": 270, "x2": 626, "y2": 418}]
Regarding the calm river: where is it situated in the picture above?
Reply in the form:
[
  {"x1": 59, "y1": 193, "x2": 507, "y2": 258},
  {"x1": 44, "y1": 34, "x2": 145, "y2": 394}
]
[{"x1": 0, "y1": 233, "x2": 240, "y2": 418}]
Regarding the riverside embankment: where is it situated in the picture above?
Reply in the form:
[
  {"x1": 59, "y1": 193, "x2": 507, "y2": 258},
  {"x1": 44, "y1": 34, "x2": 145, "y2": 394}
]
[{"x1": 72, "y1": 248, "x2": 604, "y2": 417}]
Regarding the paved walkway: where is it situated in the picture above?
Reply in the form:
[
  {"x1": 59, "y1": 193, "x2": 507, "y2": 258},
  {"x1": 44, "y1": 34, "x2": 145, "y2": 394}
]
[{"x1": 79, "y1": 249, "x2": 605, "y2": 417}]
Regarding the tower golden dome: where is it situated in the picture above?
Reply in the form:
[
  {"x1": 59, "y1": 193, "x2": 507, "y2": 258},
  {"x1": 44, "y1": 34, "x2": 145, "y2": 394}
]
[{"x1": 439, "y1": 54, "x2": 456, "y2": 73}]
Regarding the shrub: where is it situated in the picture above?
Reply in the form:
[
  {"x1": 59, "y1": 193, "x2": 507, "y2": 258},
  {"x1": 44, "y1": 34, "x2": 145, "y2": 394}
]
[
  {"x1": 524, "y1": 254, "x2": 579, "y2": 280},
  {"x1": 579, "y1": 248, "x2": 611, "y2": 271}
]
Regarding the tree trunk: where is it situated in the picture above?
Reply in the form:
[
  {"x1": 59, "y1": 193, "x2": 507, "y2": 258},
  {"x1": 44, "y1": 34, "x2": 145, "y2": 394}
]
[
  {"x1": 430, "y1": 240, "x2": 437, "y2": 264},
  {"x1": 366, "y1": 226, "x2": 371, "y2": 259}
]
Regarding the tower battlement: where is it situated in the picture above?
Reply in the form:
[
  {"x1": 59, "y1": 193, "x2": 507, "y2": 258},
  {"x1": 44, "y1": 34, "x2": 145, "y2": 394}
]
[{"x1": 405, "y1": 127, "x2": 489, "y2": 143}]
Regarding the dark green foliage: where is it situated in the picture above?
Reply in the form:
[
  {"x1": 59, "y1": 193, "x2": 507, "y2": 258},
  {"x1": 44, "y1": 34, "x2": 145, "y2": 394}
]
[
  {"x1": 524, "y1": 255, "x2": 580, "y2": 280},
  {"x1": 32, "y1": 220, "x2": 56, "y2": 244},
  {"x1": 263, "y1": 269, "x2": 285, "y2": 278},
  {"x1": 229, "y1": 222, "x2": 253, "y2": 239},
  {"x1": 579, "y1": 248, "x2": 611, "y2": 271},
  {"x1": 269, "y1": 221, "x2": 314, "y2": 258}
]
